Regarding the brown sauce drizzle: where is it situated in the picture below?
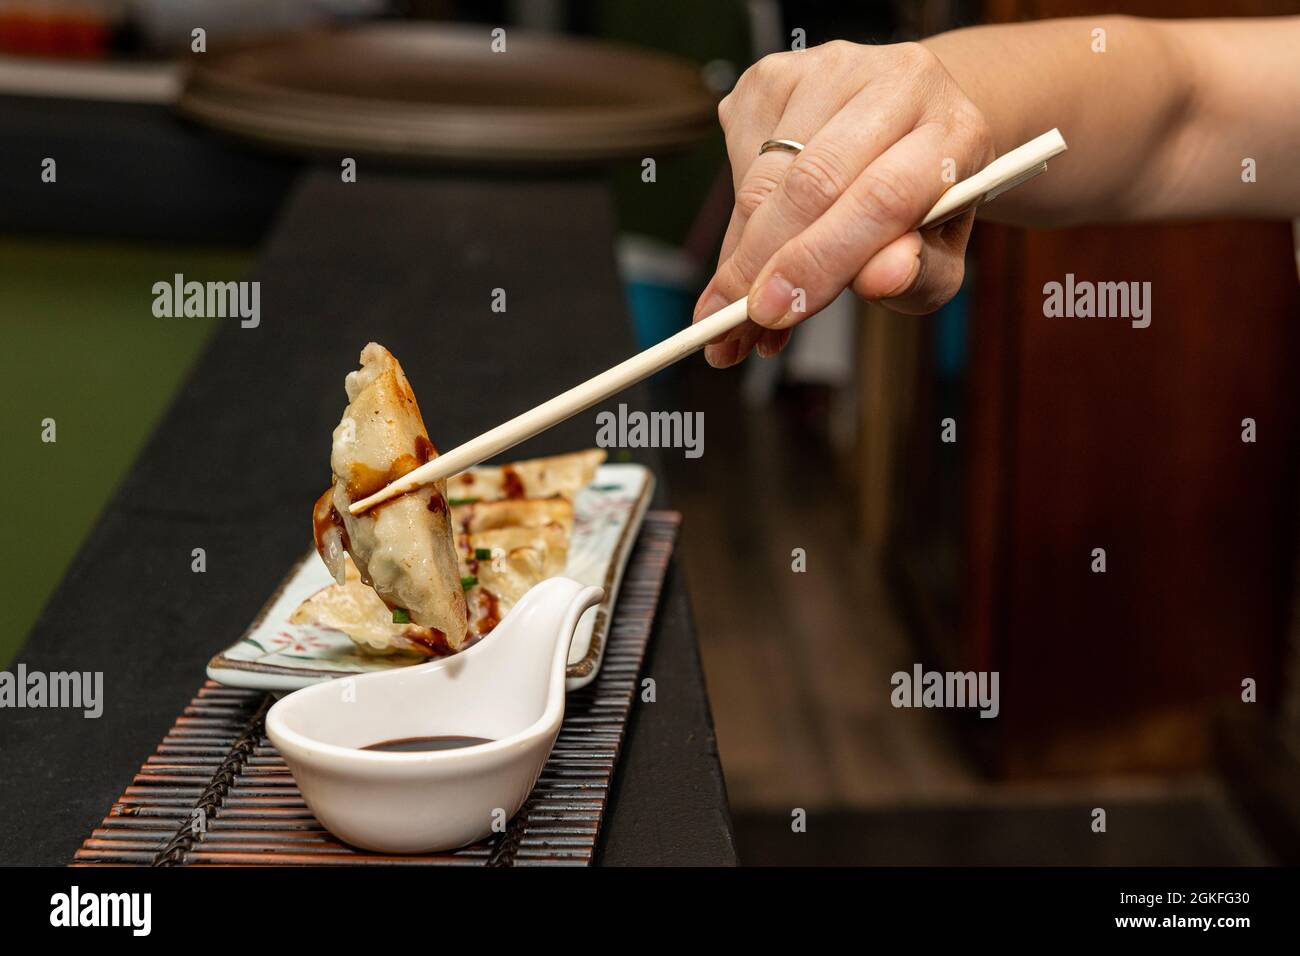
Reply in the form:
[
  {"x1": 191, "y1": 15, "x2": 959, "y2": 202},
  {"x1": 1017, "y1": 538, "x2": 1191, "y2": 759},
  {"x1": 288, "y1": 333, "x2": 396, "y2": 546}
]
[
  {"x1": 343, "y1": 433, "x2": 439, "y2": 501},
  {"x1": 402, "y1": 624, "x2": 454, "y2": 656},
  {"x1": 501, "y1": 465, "x2": 525, "y2": 499},
  {"x1": 470, "y1": 589, "x2": 502, "y2": 637},
  {"x1": 455, "y1": 537, "x2": 502, "y2": 639},
  {"x1": 343, "y1": 463, "x2": 392, "y2": 501},
  {"x1": 461, "y1": 538, "x2": 481, "y2": 597},
  {"x1": 450, "y1": 501, "x2": 474, "y2": 533},
  {"x1": 311, "y1": 487, "x2": 351, "y2": 557}
]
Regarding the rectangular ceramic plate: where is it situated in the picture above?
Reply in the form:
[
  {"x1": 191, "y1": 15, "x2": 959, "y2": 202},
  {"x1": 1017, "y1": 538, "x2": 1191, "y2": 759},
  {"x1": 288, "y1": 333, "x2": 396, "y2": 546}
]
[{"x1": 207, "y1": 463, "x2": 653, "y2": 693}]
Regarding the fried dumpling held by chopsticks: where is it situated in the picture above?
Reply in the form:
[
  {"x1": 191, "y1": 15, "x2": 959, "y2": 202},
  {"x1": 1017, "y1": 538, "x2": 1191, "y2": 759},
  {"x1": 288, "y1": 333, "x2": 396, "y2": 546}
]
[{"x1": 312, "y1": 342, "x2": 468, "y2": 651}]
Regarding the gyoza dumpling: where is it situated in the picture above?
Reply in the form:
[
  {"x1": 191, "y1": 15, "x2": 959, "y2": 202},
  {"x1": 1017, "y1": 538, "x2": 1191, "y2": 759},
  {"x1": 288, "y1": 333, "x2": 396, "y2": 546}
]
[
  {"x1": 456, "y1": 523, "x2": 570, "y2": 640},
  {"x1": 291, "y1": 557, "x2": 456, "y2": 657},
  {"x1": 446, "y1": 449, "x2": 605, "y2": 502},
  {"x1": 450, "y1": 497, "x2": 575, "y2": 536},
  {"x1": 460, "y1": 546, "x2": 549, "y2": 639},
  {"x1": 312, "y1": 342, "x2": 468, "y2": 650},
  {"x1": 457, "y1": 523, "x2": 569, "y2": 581}
]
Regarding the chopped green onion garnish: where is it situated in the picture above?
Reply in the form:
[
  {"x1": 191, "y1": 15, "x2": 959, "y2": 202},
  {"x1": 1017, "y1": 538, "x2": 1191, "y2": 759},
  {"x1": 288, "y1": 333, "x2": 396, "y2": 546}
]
[
  {"x1": 474, "y1": 547, "x2": 492, "y2": 561},
  {"x1": 461, "y1": 575, "x2": 478, "y2": 591},
  {"x1": 448, "y1": 496, "x2": 479, "y2": 506},
  {"x1": 391, "y1": 608, "x2": 410, "y2": 624}
]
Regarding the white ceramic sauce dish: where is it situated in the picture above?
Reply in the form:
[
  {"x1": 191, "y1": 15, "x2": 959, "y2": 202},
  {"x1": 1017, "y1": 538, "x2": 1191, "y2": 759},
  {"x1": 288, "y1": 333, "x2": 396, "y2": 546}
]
[{"x1": 266, "y1": 577, "x2": 604, "y2": 853}]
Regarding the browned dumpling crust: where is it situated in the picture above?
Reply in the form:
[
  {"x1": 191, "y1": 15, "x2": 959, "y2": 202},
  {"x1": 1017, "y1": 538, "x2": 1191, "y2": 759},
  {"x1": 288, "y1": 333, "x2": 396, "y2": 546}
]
[
  {"x1": 305, "y1": 344, "x2": 606, "y2": 657},
  {"x1": 312, "y1": 343, "x2": 468, "y2": 650},
  {"x1": 446, "y1": 449, "x2": 605, "y2": 503}
]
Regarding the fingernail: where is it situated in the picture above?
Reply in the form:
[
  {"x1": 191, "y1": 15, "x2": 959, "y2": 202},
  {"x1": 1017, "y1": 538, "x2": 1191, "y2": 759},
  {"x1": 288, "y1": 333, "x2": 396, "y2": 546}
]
[
  {"x1": 882, "y1": 254, "x2": 921, "y2": 299},
  {"x1": 757, "y1": 329, "x2": 790, "y2": 358},
  {"x1": 695, "y1": 290, "x2": 727, "y2": 322},
  {"x1": 749, "y1": 275, "x2": 795, "y2": 325},
  {"x1": 705, "y1": 340, "x2": 736, "y2": 368}
]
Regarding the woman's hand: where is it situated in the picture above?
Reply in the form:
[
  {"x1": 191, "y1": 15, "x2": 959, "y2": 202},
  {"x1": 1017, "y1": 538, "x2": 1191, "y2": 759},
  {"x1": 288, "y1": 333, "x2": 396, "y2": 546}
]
[{"x1": 695, "y1": 40, "x2": 994, "y2": 367}]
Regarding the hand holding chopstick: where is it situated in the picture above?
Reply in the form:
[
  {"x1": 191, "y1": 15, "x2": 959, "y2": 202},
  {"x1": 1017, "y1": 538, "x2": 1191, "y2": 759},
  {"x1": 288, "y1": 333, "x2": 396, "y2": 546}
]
[{"x1": 350, "y1": 128, "x2": 1068, "y2": 515}]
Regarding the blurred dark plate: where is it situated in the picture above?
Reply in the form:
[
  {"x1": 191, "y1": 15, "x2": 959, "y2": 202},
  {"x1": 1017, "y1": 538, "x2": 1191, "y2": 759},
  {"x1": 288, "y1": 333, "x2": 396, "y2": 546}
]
[{"x1": 177, "y1": 23, "x2": 716, "y2": 165}]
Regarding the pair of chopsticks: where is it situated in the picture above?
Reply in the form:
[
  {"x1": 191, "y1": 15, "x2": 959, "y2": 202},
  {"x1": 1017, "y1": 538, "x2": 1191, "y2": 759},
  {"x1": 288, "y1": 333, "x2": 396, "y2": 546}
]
[{"x1": 350, "y1": 128, "x2": 1068, "y2": 515}]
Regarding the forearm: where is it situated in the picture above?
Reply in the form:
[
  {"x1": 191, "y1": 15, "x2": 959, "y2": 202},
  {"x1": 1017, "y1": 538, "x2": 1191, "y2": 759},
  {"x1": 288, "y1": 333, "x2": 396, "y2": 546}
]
[{"x1": 923, "y1": 15, "x2": 1300, "y2": 225}]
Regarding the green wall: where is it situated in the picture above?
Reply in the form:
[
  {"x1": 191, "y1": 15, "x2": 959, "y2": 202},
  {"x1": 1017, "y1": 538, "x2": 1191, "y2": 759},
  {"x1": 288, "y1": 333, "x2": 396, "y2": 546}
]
[{"x1": 0, "y1": 238, "x2": 254, "y2": 666}]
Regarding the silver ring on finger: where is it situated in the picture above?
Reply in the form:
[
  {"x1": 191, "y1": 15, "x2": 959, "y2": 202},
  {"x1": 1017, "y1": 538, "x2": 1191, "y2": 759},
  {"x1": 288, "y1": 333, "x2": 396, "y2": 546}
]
[{"x1": 759, "y1": 138, "x2": 805, "y2": 156}]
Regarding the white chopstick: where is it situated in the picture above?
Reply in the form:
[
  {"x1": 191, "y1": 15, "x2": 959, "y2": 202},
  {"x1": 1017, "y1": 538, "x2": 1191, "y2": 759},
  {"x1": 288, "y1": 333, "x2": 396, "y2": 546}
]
[{"x1": 350, "y1": 128, "x2": 1067, "y2": 515}]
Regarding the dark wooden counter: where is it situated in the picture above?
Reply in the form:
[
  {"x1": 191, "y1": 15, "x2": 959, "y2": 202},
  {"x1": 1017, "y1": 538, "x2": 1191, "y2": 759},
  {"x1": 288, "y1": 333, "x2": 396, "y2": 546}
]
[{"x1": 0, "y1": 101, "x2": 736, "y2": 864}]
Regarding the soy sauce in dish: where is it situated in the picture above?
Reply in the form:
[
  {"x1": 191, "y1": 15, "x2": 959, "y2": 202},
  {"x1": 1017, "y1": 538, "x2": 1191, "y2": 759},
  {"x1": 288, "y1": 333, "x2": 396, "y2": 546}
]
[{"x1": 361, "y1": 735, "x2": 493, "y2": 753}]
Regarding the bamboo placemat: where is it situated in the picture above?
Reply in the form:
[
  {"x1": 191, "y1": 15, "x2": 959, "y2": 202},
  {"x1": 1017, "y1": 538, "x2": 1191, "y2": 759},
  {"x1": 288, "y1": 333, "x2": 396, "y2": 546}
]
[{"x1": 74, "y1": 511, "x2": 680, "y2": 867}]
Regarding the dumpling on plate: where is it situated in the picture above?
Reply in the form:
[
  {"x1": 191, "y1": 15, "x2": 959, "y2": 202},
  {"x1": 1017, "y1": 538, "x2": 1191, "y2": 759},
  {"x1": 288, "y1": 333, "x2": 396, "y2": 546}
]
[
  {"x1": 312, "y1": 342, "x2": 468, "y2": 650},
  {"x1": 457, "y1": 523, "x2": 569, "y2": 583},
  {"x1": 450, "y1": 496, "x2": 575, "y2": 536},
  {"x1": 446, "y1": 449, "x2": 605, "y2": 502},
  {"x1": 456, "y1": 521, "x2": 570, "y2": 640},
  {"x1": 291, "y1": 557, "x2": 457, "y2": 657}
]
